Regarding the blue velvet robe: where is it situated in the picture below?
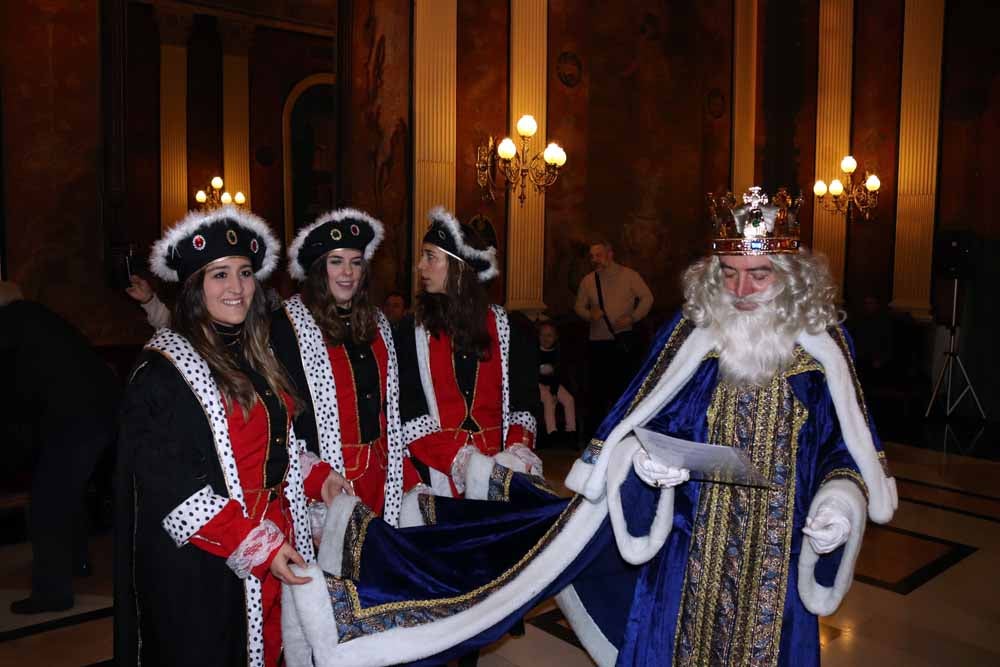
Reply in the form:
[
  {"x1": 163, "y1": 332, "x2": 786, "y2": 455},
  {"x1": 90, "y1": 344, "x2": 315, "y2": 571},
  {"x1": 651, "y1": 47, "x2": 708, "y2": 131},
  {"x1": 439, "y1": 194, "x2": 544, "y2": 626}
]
[{"x1": 313, "y1": 313, "x2": 883, "y2": 667}]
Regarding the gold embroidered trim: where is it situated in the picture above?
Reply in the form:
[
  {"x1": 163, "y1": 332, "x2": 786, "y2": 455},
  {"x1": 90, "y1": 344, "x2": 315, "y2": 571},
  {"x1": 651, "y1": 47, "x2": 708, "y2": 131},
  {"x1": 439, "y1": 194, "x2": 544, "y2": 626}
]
[{"x1": 674, "y1": 373, "x2": 805, "y2": 667}]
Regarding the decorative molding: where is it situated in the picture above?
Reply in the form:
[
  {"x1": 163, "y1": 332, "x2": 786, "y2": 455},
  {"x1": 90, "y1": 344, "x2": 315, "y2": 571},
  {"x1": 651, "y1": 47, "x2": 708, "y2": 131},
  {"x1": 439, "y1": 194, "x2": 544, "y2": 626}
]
[
  {"x1": 731, "y1": 0, "x2": 758, "y2": 195},
  {"x1": 505, "y1": 0, "x2": 547, "y2": 312},
  {"x1": 891, "y1": 0, "x2": 945, "y2": 320},
  {"x1": 221, "y1": 20, "x2": 254, "y2": 210},
  {"x1": 282, "y1": 73, "x2": 337, "y2": 245},
  {"x1": 812, "y1": 0, "x2": 854, "y2": 293},
  {"x1": 138, "y1": 0, "x2": 336, "y2": 38},
  {"x1": 412, "y1": 0, "x2": 457, "y2": 301},
  {"x1": 156, "y1": 6, "x2": 192, "y2": 230}
]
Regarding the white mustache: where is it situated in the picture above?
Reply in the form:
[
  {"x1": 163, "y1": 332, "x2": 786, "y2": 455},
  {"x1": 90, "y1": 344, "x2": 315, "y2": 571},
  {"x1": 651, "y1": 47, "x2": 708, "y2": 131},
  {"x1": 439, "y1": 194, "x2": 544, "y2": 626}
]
[{"x1": 721, "y1": 283, "x2": 784, "y2": 309}]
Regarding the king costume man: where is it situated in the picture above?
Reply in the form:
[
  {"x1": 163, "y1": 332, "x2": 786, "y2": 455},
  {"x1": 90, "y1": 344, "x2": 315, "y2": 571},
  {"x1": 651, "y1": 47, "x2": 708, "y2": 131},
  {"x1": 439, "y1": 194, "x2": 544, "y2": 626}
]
[{"x1": 280, "y1": 188, "x2": 897, "y2": 667}]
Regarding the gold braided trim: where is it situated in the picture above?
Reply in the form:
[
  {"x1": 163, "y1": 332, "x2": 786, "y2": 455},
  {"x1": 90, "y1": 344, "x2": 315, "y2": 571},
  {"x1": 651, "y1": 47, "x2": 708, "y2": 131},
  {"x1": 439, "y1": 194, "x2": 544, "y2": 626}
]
[
  {"x1": 338, "y1": 495, "x2": 583, "y2": 618},
  {"x1": 821, "y1": 468, "x2": 869, "y2": 502}
]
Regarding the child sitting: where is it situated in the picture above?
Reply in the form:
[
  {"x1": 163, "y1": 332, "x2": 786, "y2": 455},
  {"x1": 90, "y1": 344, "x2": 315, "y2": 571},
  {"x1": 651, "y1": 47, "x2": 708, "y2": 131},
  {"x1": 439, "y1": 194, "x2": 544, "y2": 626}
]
[{"x1": 537, "y1": 321, "x2": 576, "y2": 444}]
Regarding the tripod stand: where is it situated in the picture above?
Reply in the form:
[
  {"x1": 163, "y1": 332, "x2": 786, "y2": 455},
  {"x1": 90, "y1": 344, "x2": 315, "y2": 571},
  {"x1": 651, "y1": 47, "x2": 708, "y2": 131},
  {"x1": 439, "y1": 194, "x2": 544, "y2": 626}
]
[{"x1": 924, "y1": 277, "x2": 986, "y2": 419}]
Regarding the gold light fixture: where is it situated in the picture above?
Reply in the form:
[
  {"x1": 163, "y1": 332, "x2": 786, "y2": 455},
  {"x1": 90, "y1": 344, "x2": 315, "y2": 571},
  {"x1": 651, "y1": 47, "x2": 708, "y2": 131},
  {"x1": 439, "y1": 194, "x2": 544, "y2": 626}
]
[
  {"x1": 194, "y1": 176, "x2": 246, "y2": 210},
  {"x1": 475, "y1": 114, "x2": 567, "y2": 205},
  {"x1": 813, "y1": 155, "x2": 880, "y2": 221}
]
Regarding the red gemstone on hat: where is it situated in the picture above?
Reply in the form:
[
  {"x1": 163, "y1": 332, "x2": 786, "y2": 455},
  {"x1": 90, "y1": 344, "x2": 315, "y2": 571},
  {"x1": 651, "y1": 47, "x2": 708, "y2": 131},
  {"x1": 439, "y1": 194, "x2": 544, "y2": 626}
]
[
  {"x1": 250, "y1": 238, "x2": 259, "y2": 253},
  {"x1": 193, "y1": 235, "x2": 206, "y2": 250},
  {"x1": 350, "y1": 224, "x2": 360, "y2": 236}
]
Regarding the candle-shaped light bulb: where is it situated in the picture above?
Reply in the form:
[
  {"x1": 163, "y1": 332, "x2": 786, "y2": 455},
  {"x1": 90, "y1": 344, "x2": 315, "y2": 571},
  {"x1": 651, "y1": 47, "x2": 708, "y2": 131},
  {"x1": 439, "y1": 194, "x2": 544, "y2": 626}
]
[
  {"x1": 515, "y1": 114, "x2": 537, "y2": 138},
  {"x1": 195, "y1": 190, "x2": 208, "y2": 203},
  {"x1": 497, "y1": 137, "x2": 517, "y2": 160},
  {"x1": 234, "y1": 191, "x2": 246, "y2": 205},
  {"x1": 840, "y1": 155, "x2": 857, "y2": 174},
  {"x1": 865, "y1": 174, "x2": 881, "y2": 192},
  {"x1": 220, "y1": 191, "x2": 233, "y2": 205},
  {"x1": 813, "y1": 180, "x2": 827, "y2": 197},
  {"x1": 553, "y1": 145, "x2": 567, "y2": 167},
  {"x1": 543, "y1": 143, "x2": 560, "y2": 165},
  {"x1": 828, "y1": 179, "x2": 844, "y2": 197},
  {"x1": 211, "y1": 176, "x2": 224, "y2": 190}
]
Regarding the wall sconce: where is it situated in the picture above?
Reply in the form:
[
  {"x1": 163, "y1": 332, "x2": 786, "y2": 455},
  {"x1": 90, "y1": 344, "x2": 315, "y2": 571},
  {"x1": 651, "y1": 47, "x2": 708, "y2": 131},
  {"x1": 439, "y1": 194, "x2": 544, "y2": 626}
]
[
  {"x1": 475, "y1": 114, "x2": 567, "y2": 205},
  {"x1": 194, "y1": 176, "x2": 246, "y2": 210},
  {"x1": 813, "y1": 155, "x2": 880, "y2": 221}
]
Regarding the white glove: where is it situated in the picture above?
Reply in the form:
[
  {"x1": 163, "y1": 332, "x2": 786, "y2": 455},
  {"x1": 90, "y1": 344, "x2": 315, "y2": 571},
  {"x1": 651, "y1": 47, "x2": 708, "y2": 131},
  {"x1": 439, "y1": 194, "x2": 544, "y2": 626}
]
[
  {"x1": 495, "y1": 444, "x2": 544, "y2": 476},
  {"x1": 802, "y1": 495, "x2": 852, "y2": 554},
  {"x1": 631, "y1": 449, "x2": 689, "y2": 489}
]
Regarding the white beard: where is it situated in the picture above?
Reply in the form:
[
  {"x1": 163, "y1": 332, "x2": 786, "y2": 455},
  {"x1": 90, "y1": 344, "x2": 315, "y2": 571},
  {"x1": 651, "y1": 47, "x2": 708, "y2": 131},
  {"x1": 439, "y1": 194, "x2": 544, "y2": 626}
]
[{"x1": 709, "y1": 286, "x2": 799, "y2": 386}]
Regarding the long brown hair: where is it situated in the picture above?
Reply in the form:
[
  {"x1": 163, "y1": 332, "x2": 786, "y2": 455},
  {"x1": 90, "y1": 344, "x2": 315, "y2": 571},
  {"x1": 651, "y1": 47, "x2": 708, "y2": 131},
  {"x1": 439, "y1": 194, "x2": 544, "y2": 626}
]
[
  {"x1": 173, "y1": 267, "x2": 299, "y2": 418},
  {"x1": 301, "y1": 253, "x2": 378, "y2": 346},
  {"x1": 416, "y1": 255, "x2": 492, "y2": 360}
]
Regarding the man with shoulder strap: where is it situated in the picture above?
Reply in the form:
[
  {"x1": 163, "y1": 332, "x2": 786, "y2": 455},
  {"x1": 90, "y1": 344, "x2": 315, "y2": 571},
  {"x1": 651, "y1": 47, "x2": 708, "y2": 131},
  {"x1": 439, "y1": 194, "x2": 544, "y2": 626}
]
[{"x1": 574, "y1": 240, "x2": 653, "y2": 435}]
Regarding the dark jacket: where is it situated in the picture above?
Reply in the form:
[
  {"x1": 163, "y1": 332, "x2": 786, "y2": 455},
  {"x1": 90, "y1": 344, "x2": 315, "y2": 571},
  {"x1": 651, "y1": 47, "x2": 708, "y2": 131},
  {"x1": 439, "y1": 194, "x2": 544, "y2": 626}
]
[{"x1": 114, "y1": 351, "x2": 247, "y2": 667}]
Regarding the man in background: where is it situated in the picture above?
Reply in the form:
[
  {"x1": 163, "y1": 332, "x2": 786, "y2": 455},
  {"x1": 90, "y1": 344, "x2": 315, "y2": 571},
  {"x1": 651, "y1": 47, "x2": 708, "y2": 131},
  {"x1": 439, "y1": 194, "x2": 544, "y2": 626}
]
[{"x1": 574, "y1": 241, "x2": 653, "y2": 433}]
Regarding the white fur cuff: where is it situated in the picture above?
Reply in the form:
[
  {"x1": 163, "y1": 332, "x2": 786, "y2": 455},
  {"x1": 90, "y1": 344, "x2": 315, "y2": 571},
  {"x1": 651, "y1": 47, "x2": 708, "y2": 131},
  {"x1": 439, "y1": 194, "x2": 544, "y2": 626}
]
[
  {"x1": 316, "y1": 494, "x2": 361, "y2": 576},
  {"x1": 226, "y1": 519, "x2": 285, "y2": 580},
  {"x1": 464, "y1": 451, "x2": 498, "y2": 501},
  {"x1": 398, "y1": 484, "x2": 432, "y2": 527},
  {"x1": 797, "y1": 478, "x2": 867, "y2": 616}
]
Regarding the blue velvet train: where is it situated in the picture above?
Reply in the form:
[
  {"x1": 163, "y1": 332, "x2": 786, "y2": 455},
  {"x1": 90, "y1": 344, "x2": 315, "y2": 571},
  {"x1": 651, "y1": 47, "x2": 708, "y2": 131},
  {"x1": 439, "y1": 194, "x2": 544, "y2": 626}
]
[{"x1": 281, "y1": 312, "x2": 894, "y2": 667}]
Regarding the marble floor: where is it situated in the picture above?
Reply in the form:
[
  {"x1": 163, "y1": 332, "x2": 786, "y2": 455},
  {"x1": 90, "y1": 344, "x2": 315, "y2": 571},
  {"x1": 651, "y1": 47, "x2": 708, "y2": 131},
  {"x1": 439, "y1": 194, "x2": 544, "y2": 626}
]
[{"x1": 1, "y1": 435, "x2": 998, "y2": 666}]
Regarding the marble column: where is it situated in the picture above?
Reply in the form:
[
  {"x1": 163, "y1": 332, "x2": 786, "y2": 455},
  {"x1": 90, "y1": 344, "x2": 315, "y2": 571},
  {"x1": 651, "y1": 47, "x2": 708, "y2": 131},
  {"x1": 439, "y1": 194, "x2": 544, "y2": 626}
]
[
  {"x1": 891, "y1": 0, "x2": 945, "y2": 320},
  {"x1": 731, "y1": 0, "x2": 758, "y2": 195},
  {"x1": 155, "y1": 7, "x2": 192, "y2": 230},
  {"x1": 412, "y1": 0, "x2": 457, "y2": 298},
  {"x1": 220, "y1": 19, "x2": 254, "y2": 207},
  {"x1": 812, "y1": 0, "x2": 854, "y2": 293},
  {"x1": 504, "y1": 0, "x2": 548, "y2": 313}
]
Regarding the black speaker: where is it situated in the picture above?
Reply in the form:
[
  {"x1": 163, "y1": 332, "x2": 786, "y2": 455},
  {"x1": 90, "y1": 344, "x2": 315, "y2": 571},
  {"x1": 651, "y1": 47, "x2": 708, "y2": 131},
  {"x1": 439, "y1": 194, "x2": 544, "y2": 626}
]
[{"x1": 933, "y1": 230, "x2": 976, "y2": 280}]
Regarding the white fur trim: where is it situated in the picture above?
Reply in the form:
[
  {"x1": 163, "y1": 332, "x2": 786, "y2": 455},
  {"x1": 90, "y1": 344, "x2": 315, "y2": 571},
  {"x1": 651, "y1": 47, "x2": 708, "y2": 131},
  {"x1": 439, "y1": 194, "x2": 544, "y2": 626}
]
[
  {"x1": 316, "y1": 494, "x2": 360, "y2": 577},
  {"x1": 796, "y1": 331, "x2": 897, "y2": 523},
  {"x1": 150, "y1": 205, "x2": 280, "y2": 282},
  {"x1": 402, "y1": 414, "x2": 439, "y2": 445},
  {"x1": 426, "y1": 206, "x2": 499, "y2": 282},
  {"x1": 162, "y1": 485, "x2": 230, "y2": 547},
  {"x1": 606, "y1": 436, "x2": 675, "y2": 564},
  {"x1": 283, "y1": 296, "x2": 346, "y2": 475},
  {"x1": 287, "y1": 207, "x2": 385, "y2": 281},
  {"x1": 490, "y1": 305, "x2": 513, "y2": 445},
  {"x1": 556, "y1": 585, "x2": 618, "y2": 667},
  {"x1": 374, "y1": 310, "x2": 407, "y2": 526},
  {"x1": 797, "y1": 478, "x2": 867, "y2": 615},
  {"x1": 398, "y1": 485, "x2": 431, "y2": 528},
  {"x1": 429, "y1": 469, "x2": 454, "y2": 497},
  {"x1": 284, "y1": 565, "x2": 342, "y2": 666},
  {"x1": 413, "y1": 324, "x2": 441, "y2": 426},
  {"x1": 463, "y1": 451, "x2": 498, "y2": 500}
]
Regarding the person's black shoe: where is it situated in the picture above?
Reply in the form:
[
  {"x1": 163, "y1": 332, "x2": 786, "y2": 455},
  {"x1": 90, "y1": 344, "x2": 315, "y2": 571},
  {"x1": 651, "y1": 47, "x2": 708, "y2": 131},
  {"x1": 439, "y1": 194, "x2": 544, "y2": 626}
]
[
  {"x1": 10, "y1": 596, "x2": 74, "y2": 614},
  {"x1": 509, "y1": 618, "x2": 526, "y2": 636}
]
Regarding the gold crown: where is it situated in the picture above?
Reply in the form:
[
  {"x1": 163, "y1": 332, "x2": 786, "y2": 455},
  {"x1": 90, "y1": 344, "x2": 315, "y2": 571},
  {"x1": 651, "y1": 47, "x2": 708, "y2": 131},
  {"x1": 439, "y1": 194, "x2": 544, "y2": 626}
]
[{"x1": 707, "y1": 186, "x2": 803, "y2": 255}]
